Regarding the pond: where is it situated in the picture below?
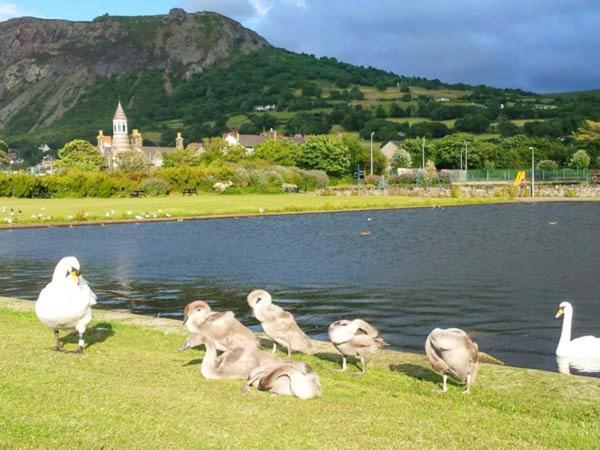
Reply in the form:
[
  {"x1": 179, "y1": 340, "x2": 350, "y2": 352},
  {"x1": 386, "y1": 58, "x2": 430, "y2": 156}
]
[{"x1": 1, "y1": 202, "x2": 599, "y2": 376}]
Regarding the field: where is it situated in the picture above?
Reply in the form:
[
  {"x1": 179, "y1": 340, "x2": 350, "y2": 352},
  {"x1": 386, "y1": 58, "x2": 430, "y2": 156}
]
[
  {"x1": 0, "y1": 194, "x2": 511, "y2": 227},
  {"x1": 0, "y1": 299, "x2": 599, "y2": 448}
]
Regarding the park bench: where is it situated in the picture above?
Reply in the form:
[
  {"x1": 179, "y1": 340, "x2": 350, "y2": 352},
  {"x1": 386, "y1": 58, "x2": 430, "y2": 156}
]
[
  {"x1": 130, "y1": 190, "x2": 145, "y2": 198},
  {"x1": 183, "y1": 187, "x2": 197, "y2": 196}
]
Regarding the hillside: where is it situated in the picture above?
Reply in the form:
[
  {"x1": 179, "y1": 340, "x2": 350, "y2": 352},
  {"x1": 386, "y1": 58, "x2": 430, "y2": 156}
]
[
  {"x1": 1, "y1": 9, "x2": 600, "y2": 165},
  {"x1": 0, "y1": 9, "x2": 266, "y2": 137}
]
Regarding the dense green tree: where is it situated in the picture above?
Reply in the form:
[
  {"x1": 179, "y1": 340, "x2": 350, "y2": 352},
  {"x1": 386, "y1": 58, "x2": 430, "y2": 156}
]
[
  {"x1": 497, "y1": 119, "x2": 521, "y2": 137},
  {"x1": 359, "y1": 118, "x2": 407, "y2": 142},
  {"x1": 375, "y1": 105, "x2": 387, "y2": 118},
  {"x1": 343, "y1": 135, "x2": 386, "y2": 175},
  {"x1": 239, "y1": 121, "x2": 260, "y2": 135},
  {"x1": 399, "y1": 81, "x2": 410, "y2": 93},
  {"x1": 0, "y1": 139, "x2": 8, "y2": 165},
  {"x1": 162, "y1": 148, "x2": 202, "y2": 167},
  {"x1": 454, "y1": 114, "x2": 490, "y2": 133},
  {"x1": 160, "y1": 128, "x2": 178, "y2": 146},
  {"x1": 375, "y1": 80, "x2": 388, "y2": 92},
  {"x1": 408, "y1": 121, "x2": 450, "y2": 139},
  {"x1": 199, "y1": 137, "x2": 230, "y2": 164},
  {"x1": 389, "y1": 103, "x2": 407, "y2": 118},
  {"x1": 297, "y1": 135, "x2": 351, "y2": 177},
  {"x1": 536, "y1": 160, "x2": 558, "y2": 171},
  {"x1": 570, "y1": 150, "x2": 591, "y2": 169},
  {"x1": 391, "y1": 148, "x2": 412, "y2": 169},
  {"x1": 253, "y1": 139, "x2": 299, "y2": 166},
  {"x1": 55, "y1": 140, "x2": 105, "y2": 172},
  {"x1": 286, "y1": 113, "x2": 331, "y2": 135}
]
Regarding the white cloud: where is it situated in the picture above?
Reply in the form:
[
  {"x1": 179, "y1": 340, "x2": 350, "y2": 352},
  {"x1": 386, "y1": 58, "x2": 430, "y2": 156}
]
[{"x1": 0, "y1": 2, "x2": 22, "y2": 21}]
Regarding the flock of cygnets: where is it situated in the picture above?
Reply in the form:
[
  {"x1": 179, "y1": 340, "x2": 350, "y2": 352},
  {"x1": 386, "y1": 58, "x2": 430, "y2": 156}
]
[{"x1": 35, "y1": 257, "x2": 600, "y2": 400}]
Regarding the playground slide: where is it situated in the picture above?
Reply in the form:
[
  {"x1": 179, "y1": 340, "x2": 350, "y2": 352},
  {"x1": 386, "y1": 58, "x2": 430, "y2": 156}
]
[{"x1": 513, "y1": 171, "x2": 526, "y2": 186}]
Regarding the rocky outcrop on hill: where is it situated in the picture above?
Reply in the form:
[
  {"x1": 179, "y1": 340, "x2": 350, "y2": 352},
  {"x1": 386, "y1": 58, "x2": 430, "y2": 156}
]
[{"x1": 0, "y1": 9, "x2": 268, "y2": 131}]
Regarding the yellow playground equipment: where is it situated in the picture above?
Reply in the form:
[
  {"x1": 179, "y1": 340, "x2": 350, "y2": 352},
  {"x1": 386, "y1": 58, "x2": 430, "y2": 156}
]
[{"x1": 513, "y1": 171, "x2": 526, "y2": 186}]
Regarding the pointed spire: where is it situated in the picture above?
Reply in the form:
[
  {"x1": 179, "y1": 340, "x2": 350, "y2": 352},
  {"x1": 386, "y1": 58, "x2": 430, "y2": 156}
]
[{"x1": 113, "y1": 100, "x2": 128, "y2": 121}]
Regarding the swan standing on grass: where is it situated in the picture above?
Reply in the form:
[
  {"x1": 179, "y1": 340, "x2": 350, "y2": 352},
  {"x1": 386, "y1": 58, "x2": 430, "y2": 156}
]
[
  {"x1": 182, "y1": 300, "x2": 259, "y2": 352},
  {"x1": 425, "y1": 328, "x2": 479, "y2": 393},
  {"x1": 328, "y1": 319, "x2": 388, "y2": 374},
  {"x1": 555, "y1": 301, "x2": 600, "y2": 358},
  {"x1": 35, "y1": 257, "x2": 97, "y2": 353},
  {"x1": 243, "y1": 361, "x2": 322, "y2": 399},
  {"x1": 180, "y1": 333, "x2": 280, "y2": 380},
  {"x1": 247, "y1": 290, "x2": 312, "y2": 357}
]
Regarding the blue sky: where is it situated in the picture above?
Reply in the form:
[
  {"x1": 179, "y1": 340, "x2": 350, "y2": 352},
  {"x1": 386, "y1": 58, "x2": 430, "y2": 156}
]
[{"x1": 2, "y1": 0, "x2": 600, "y2": 93}]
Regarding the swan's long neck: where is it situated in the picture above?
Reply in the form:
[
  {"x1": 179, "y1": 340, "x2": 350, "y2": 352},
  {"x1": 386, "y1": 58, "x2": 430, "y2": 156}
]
[
  {"x1": 559, "y1": 309, "x2": 573, "y2": 348},
  {"x1": 200, "y1": 339, "x2": 218, "y2": 379}
]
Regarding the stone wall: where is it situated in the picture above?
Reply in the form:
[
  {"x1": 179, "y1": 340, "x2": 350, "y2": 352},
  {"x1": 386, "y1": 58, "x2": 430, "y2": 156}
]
[{"x1": 320, "y1": 184, "x2": 600, "y2": 198}]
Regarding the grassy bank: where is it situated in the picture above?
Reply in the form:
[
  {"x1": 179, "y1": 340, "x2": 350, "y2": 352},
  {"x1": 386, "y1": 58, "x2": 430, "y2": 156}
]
[
  {"x1": 0, "y1": 194, "x2": 512, "y2": 227},
  {"x1": 1, "y1": 299, "x2": 599, "y2": 448}
]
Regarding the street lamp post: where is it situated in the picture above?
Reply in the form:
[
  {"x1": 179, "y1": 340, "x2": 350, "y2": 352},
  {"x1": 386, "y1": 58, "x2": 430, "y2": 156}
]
[
  {"x1": 370, "y1": 131, "x2": 374, "y2": 176},
  {"x1": 532, "y1": 147, "x2": 535, "y2": 197},
  {"x1": 421, "y1": 137, "x2": 426, "y2": 170}
]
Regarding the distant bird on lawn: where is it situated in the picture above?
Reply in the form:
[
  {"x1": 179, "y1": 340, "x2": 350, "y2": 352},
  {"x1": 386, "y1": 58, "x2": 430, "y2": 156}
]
[
  {"x1": 328, "y1": 319, "x2": 388, "y2": 374},
  {"x1": 247, "y1": 290, "x2": 312, "y2": 357},
  {"x1": 182, "y1": 300, "x2": 259, "y2": 352},
  {"x1": 243, "y1": 361, "x2": 322, "y2": 400},
  {"x1": 425, "y1": 328, "x2": 479, "y2": 393},
  {"x1": 35, "y1": 256, "x2": 97, "y2": 353},
  {"x1": 180, "y1": 333, "x2": 280, "y2": 380}
]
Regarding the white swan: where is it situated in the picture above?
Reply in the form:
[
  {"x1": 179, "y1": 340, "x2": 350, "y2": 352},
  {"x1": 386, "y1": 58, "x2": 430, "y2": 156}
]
[
  {"x1": 555, "y1": 301, "x2": 600, "y2": 358},
  {"x1": 35, "y1": 256, "x2": 97, "y2": 353}
]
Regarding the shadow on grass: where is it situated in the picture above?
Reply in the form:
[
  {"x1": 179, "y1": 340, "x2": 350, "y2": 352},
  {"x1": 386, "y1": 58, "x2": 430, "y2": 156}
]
[
  {"x1": 182, "y1": 358, "x2": 203, "y2": 367},
  {"x1": 389, "y1": 363, "x2": 441, "y2": 384},
  {"x1": 61, "y1": 322, "x2": 115, "y2": 349},
  {"x1": 314, "y1": 352, "x2": 362, "y2": 371}
]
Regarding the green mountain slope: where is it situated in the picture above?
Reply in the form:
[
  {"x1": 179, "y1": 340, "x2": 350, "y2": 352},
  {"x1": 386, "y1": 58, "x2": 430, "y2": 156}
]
[{"x1": 1, "y1": 9, "x2": 599, "y2": 164}]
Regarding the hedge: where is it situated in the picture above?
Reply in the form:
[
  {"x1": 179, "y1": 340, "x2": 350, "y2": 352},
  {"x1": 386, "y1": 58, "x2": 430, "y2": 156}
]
[{"x1": 0, "y1": 164, "x2": 329, "y2": 198}]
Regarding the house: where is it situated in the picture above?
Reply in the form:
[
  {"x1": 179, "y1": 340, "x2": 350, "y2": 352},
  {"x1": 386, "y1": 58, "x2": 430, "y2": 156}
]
[
  {"x1": 223, "y1": 129, "x2": 306, "y2": 153},
  {"x1": 380, "y1": 140, "x2": 404, "y2": 166},
  {"x1": 97, "y1": 101, "x2": 189, "y2": 170}
]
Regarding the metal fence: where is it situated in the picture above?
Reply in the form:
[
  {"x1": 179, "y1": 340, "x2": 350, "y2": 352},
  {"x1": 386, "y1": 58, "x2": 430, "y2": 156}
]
[{"x1": 450, "y1": 169, "x2": 590, "y2": 183}]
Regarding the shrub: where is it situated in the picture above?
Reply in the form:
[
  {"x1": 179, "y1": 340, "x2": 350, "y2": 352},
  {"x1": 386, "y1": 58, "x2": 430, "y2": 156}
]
[
  {"x1": 537, "y1": 160, "x2": 558, "y2": 171},
  {"x1": 142, "y1": 178, "x2": 170, "y2": 196},
  {"x1": 388, "y1": 172, "x2": 416, "y2": 185},
  {"x1": 232, "y1": 167, "x2": 250, "y2": 187},
  {"x1": 364, "y1": 175, "x2": 381, "y2": 185},
  {"x1": 570, "y1": 150, "x2": 590, "y2": 169}
]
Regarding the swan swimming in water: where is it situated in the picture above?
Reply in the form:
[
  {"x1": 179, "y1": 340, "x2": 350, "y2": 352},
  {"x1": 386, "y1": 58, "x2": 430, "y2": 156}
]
[
  {"x1": 555, "y1": 301, "x2": 600, "y2": 359},
  {"x1": 35, "y1": 256, "x2": 97, "y2": 353}
]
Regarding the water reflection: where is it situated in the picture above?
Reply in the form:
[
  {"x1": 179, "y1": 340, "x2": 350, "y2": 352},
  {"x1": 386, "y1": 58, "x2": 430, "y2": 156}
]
[
  {"x1": 556, "y1": 356, "x2": 600, "y2": 375},
  {"x1": 1, "y1": 202, "x2": 599, "y2": 376}
]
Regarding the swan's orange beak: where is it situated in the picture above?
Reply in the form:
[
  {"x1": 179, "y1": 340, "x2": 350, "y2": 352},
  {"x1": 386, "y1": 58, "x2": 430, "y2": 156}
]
[{"x1": 554, "y1": 307, "x2": 564, "y2": 319}]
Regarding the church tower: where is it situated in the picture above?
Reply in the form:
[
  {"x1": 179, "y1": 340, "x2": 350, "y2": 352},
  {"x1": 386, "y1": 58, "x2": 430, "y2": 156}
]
[{"x1": 111, "y1": 101, "x2": 132, "y2": 154}]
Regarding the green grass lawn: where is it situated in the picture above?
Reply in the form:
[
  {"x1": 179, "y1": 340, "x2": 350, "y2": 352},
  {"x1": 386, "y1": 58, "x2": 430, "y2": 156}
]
[
  {"x1": 1, "y1": 303, "x2": 599, "y2": 448},
  {"x1": 0, "y1": 194, "x2": 511, "y2": 227}
]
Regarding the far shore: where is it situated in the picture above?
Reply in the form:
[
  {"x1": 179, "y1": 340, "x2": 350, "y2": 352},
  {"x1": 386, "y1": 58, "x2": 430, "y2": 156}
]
[{"x1": 0, "y1": 193, "x2": 598, "y2": 230}]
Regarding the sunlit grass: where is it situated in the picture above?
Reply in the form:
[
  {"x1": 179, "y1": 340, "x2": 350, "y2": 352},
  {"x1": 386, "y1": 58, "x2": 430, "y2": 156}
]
[
  {"x1": 0, "y1": 304, "x2": 598, "y2": 448},
  {"x1": 0, "y1": 194, "x2": 512, "y2": 227}
]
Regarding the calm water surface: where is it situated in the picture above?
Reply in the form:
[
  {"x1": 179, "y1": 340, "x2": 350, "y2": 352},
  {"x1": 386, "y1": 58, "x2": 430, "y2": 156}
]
[{"x1": 1, "y1": 202, "x2": 599, "y2": 375}]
